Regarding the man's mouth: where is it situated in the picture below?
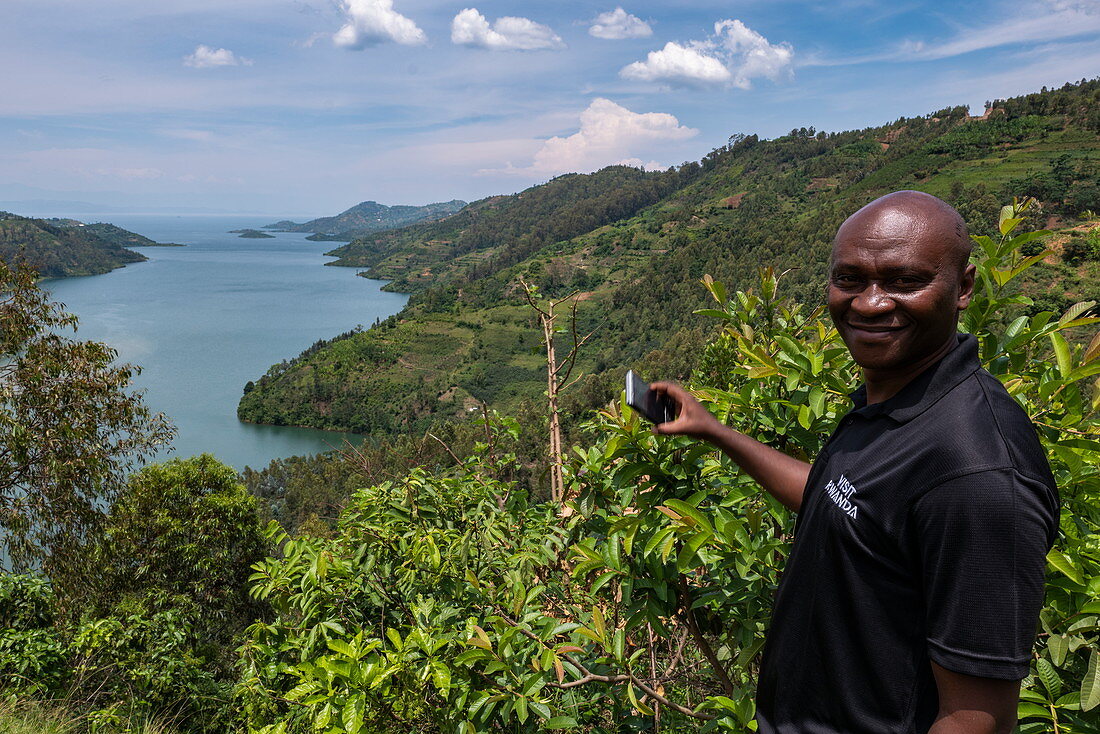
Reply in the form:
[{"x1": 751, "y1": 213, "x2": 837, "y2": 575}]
[{"x1": 846, "y1": 323, "x2": 906, "y2": 338}]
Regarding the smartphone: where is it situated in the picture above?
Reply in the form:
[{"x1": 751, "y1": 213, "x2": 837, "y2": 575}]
[{"x1": 625, "y1": 370, "x2": 679, "y2": 424}]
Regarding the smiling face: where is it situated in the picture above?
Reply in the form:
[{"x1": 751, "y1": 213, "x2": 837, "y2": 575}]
[{"x1": 828, "y1": 192, "x2": 975, "y2": 382}]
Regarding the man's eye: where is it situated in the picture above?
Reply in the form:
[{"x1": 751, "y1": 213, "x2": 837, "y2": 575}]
[{"x1": 831, "y1": 275, "x2": 860, "y2": 286}]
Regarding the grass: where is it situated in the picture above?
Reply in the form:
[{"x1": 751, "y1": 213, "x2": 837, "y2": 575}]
[
  {"x1": 0, "y1": 700, "x2": 76, "y2": 734},
  {"x1": 0, "y1": 699, "x2": 177, "y2": 734}
]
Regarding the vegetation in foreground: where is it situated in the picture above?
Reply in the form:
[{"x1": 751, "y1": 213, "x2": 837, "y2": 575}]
[{"x1": 1, "y1": 200, "x2": 1098, "y2": 731}]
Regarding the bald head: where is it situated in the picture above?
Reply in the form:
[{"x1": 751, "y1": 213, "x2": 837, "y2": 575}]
[{"x1": 833, "y1": 191, "x2": 972, "y2": 273}]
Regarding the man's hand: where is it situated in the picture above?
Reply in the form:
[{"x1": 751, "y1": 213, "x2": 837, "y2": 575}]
[
  {"x1": 650, "y1": 382, "x2": 726, "y2": 441},
  {"x1": 647, "y1": 381, "x2": 811, "y2": 512},
  {"x1": 929, "y1": 663, "x2": 1019, "y2": 734}
]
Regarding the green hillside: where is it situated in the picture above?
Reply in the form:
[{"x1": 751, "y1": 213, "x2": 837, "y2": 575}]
[
  {"x1": 69, "y1": 221, "x2": 183, "y2": 248},
  {"x1": 239, "y1": 79, "x2": 1100, "y2": 435},
  {"x1": 266, "y1": 198, "x2": 468, "y2": 241},
  {"x1": 0, "y1": 213, "x2": 149, "y2": 277}
]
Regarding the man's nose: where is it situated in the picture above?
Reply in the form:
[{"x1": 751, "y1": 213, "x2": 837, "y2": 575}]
[{"x1": 851, "y1": 283, "x2": 894, "y2": 316}]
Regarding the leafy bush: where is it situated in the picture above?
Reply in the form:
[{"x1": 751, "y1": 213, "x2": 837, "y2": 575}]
[
  {"x1": 68, "y1": 610, "x2": 228, "y2": 731},
  {"x1": 1, "y1": 456, "x2": 269, "y2": 732},
  {"x1": 92, "y1": 454, "x2": 269, "y2": 649},
  {"x1": 0, "y1": 576, "x2": 67, "y2": 697},
  {"x1": 1062, "y1": 229, "x2": 1100, "y2": 265}
]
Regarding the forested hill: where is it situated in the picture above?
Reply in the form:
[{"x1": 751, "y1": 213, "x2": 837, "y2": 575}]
[
  {"x1": 325, "y1": 166, "x2": 697, "y2": 290},
  {"x1": 239, "y1": 78, "x2": 1100, "y2": 436},
  {"x1": 265, "y1": 199, "x2": 468, "y2": 241},
  {"x1": 0, "y1": 213, "x2": 150, "y2": 277}
]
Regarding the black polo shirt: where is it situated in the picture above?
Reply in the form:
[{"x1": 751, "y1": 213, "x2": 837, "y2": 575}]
[{"x1": 755, "y1": 334, "x2": 1059, "y2": 734}]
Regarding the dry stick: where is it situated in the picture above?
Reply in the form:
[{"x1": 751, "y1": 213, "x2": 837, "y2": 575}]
[
  {"x1": 677, "y1": 577, "x2": 736, "y2": 696},
  {"x1": 480, "y1": 401, "x2": 495, "y2": 465},
  {"x1": 648, "y1": 623, "x2": 661, "y2": 731},
  {"x1": 426, "y1": 432, "x2": 466, "y2": 469},
  {"x1": 662, "y1": 628, "x2": 690, "y2": 679},
  {"x1": 521, "y1": 280, "x2": 565, "y2": 503},
  {"x1": 496, "y1": 610, "x2": 716, "y2": 721}
]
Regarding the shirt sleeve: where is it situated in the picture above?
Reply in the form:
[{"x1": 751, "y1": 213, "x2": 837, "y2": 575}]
[{"x1": 908, "y1": 468, "x2": 1056, "y2": 680}]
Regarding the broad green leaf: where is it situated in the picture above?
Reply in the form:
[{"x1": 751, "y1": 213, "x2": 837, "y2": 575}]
[
  {"x1": 342, "y1": 693, "x2": 365, "y2": 733},
  {"x1": 530, "y1": 701, "x2": 551, "y2": 720},
  {"x1": 1059, "y1": 300, "x2": 1096, "y2": 325},
  {"x1": 591, "y1": 570, "x2": 618, "y2": 595},
  {"x1": 1037, "y1": 657, "x2": 1062, "y2": 697},
  {"x1": 809, "y1": 387, "x2": 825, "y2": 416},
  {"x1": 591, "y1": 606, "x2": 606, "y2": 642},
  {"x1": 544, "y1": 716, "x2": 579, "y2": 729},
  {"x1": 521, "y1": 672, "x2": 545, "y2": 697},
  {"x1": 1049, "y1": 332, "x2": 1072, "y2": 379},
  {"x1": 694, "y1": 308, "x2": 732, "y2": 320},
  {"x1": 1047, "y1": 635, "x2": 1068, "y2": 667},
  {"x1": 1017, "y1": 702, "x2": 1052, "y2": 721},
  {"x1": 1082, "y1": 648, "x2": 1100, "y2": 712},
  {"x1": 643, "y1": 526, "x2": 675, "y2": 557},
  {"x1": 328, "y1": 639, "x2": 357, "y2": 658},
  {"x1": 664, "y1": 498, "x2": 714, "y2": 534},
  {"x1": 701, "y1": 274, "x2": 726, "y2": 304},
  {"x1": 1085, "y1": 331, "x2": 1100, "y2": 365},
  {"x1": 1047, "y1": 549, "x2": 1084, "y2": 585},
  {"x1": 431, "y1": 661, "x2": 451, "y2": 691},
  {"x1": 626, "y1": 682, "x2": 654, "y2": 716},
  {"x1": 659, "y1": 529, "x2": 677, "y2": 562}
]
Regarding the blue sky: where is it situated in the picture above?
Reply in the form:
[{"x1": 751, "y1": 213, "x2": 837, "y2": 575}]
[{"x1": 2, "y1": 0, "x2": 1099, "y2": 216}]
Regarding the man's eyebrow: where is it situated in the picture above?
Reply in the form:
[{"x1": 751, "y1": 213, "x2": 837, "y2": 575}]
[{"x1": 829, "y1": 262, "x2": 938, "y2": 275}]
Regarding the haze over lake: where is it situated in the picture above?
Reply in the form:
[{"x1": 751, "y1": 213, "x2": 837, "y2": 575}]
[{"x1": 43, "y1": 215, "x2": 409, "y2": 470}]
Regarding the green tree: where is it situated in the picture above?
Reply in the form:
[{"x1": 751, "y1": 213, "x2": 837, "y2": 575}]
[
  {"x1": 94, "y1": 454, "x2": 269, "y2": 649},
  {"x1": 0, "y1": 261, "x2": 173, "y2": 604}
]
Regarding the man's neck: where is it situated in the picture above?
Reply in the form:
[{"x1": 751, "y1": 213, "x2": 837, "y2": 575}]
[{"x1": 862, "y1": 336, "x2": 960, "y2": 405}]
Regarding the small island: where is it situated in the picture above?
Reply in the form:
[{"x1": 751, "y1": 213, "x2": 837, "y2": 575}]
[{"x1": 230, "y1": 229, "x2": 276, "y2": 239}]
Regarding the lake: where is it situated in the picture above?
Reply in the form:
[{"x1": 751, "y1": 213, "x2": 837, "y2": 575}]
[{"x1": 43, "y1": 215, "x2": 409, "y2": 470}]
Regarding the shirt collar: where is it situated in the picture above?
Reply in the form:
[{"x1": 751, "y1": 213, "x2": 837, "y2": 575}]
[{"x1": 848, "y1": 333, "x2": 981, "y2": 424}]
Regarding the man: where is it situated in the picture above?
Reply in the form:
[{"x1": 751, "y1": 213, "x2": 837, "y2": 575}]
[{"x1": 652, "y1": 191, "x2": 1059, "y2": 733}]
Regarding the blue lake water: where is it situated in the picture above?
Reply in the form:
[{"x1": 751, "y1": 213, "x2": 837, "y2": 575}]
[{"x1": 43, "y1": 215, "x2": 408, "y2": 471}]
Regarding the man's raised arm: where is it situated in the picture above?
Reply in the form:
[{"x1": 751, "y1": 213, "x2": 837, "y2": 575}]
[{"x1": 650, "y1": 382, "x2": 810, "y2": 512}]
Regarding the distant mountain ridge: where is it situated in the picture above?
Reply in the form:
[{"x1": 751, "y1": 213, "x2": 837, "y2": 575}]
[{"x1": 265, "y1": 199, "x2": 467, "y2": 241}]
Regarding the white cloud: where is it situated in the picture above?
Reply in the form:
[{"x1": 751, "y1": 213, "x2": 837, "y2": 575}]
[
  {"x1": 333, "y1": 0, "x2": 426, "y2": 49},
  {"x1": 161, "y1": 128, "x2": 215, "y2": 143},
  {"x1": 95, "y1": 167, "x2": 164, "y2": 180},
  {"x1": 615, "y1": 158, "x2": 667, "y2": 170},
  {"x1": 589, "y1": 7, "x2": 652, "y2": 40},
  {"x1": 621, "y1": 41, "x2": 731, "y2": 85},
  {"x1": 487, "y1": 98, "x2": 697, "y2": 176},
  {"x1": 805, "y1": 5, "x2": 1100, "y2": 66},
  {"x1": 451, "y1": 8, "x2": 565, "y2": 51},
  {"x1": 183, "y1": 45, "x2": 252, "y2": 69},
  {"x1": 714, "y1": 19, "x2": 794, "y2": 88},
  {"x1": 620, "y1": 19, "x2": 793, "y2": 89},
  {"x1": 1047, "y1": 0, "x2": 1099, "y2": 12}
]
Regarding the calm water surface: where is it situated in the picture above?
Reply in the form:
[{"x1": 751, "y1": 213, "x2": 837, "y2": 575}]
[{"x1": 44, "y1": 215, "x2": 408, "y2": 470}]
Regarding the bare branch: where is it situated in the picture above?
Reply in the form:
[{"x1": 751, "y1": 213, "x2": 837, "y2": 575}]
[{"x1": 426, "y1": 432, "x2": 466, "y2": 469}]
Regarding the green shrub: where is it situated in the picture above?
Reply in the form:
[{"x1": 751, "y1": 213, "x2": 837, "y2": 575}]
[{"x1": 1062, "y1": 229, "x2": 1100, "y2": 265}]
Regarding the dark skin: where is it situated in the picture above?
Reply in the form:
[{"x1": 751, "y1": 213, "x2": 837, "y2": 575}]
[{"x1": 653, "y1": 191, "x2": 1018, "y2": 733}]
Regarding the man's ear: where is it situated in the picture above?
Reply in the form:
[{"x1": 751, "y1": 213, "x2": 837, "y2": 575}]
[{"x1": 957, "y1": 263, "x2": 976, "y2": 310}]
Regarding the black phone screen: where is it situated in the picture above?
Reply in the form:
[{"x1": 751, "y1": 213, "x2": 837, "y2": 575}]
[{"x1": 625, "y1": 370, "x2": 678, "y2": 424}]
